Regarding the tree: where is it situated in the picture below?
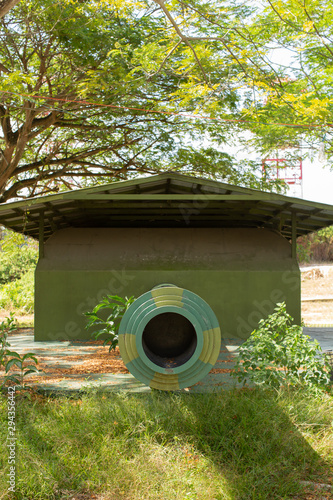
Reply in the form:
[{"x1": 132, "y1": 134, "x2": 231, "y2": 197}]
[
  {"x1": 0, "y1": 0, "x2": 178, "y2": 201},
  {"x1": 239, "y1": 0, "x2": 333, "y2": 161},
  {"x1": 5, "y1": 0, "x2": 315, "y2": 203},
  {"x1": 133, "y1": 0, "x2": 333, "y2": 164},
  {"x1": 0, "y1": 0, "x2": 275, "y2": 203},
  {"x1": 0, "y1": 0, "x2": 20, "y2": 19}
]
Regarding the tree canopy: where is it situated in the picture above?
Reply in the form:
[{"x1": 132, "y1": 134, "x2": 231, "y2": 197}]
[
  {"x1": 0, "y1": 0, "x2": 332, "y2": 202},
  {"x1": 137, "y1": 0, "x2": 333, "y2": 160}
]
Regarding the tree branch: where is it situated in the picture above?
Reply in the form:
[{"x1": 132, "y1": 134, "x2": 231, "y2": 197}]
[
  {"x1": 0, "y1": 0, "x2": 20, "y2": 19},
  {"x1": 152, "y1": 0, "x2": 211, "y2": 86},
  {"x1": 13, "y1": 138, "x2": 143, "y2": 175}
]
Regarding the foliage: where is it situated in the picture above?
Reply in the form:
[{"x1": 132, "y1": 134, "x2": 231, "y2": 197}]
[
  {"x1": 0, "y1": 313, "x2": 16, "y2": 368},
  {"x1": 318, "y1": 225, "x2": 333, "y2": 239},
  {"x1": 297, "y1": 236, "x2": 313, "y2": 264},
  {"x1": 4, "y1": 351, "x2": 39, "y2": 386},
  {"x1": 0, "y1": 268, "x2": 35, "y2": 312},
  {"x1": 85, "y1": 294, "x2": 135, "y2": 351},
  {"x1": 233, "y1": 302, "x2": 331, "y2": 389},
  {"x1": 297, "y1": 225, "x2": 333, "y2": 263},
  {"x1": 112, "y1": 0, "x2": 333, "y2": 163},
  {"x1": 1, "y1": 388, "x2": 332, "y2": 498},
  {"x1": 0, "y1": 0, "x2": 299, "y2": 203},
  {"x1": 0, "y1": 314, "x2": 39, "y2": 388},
  {"x1": 0, "y1": 228, "x2": 37, "y2": 314},
  {"x1": 241, "y1": 0, "x2": 333, "y2": 159},
  {"x1": 0, "y1": 228, "x2": 38, "y2": 284},
  {"x1": 0, "y1": 0, "x2": 332, "y2": 203}
]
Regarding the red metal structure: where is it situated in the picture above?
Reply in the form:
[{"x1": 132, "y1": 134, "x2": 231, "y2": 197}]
[{"x1": 262, "y1": 157, "x2": 303, "y2": 197}]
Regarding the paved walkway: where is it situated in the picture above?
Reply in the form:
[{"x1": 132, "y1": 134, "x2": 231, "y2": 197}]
[
  {"x1": 2, "y1": 327, "x2": 332, "y2": 393},
  {"x1": 304, "y1": 327, "x2": 333, "y2": 351}
]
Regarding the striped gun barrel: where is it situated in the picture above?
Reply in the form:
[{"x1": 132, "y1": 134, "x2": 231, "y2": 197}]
[{"x1": 118, "y1": 285, "x2": 221, "y2": 390}]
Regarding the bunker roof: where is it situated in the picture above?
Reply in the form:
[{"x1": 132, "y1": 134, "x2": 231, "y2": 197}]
[{"x1": 0, "y1": 172, "x2": 333, "y2": 241}]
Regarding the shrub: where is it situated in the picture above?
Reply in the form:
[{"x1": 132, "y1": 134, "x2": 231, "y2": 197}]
[
  {"x1": 0, "y1": 314, "x2": 16, "y2": 369},
  {"x1": 297, "y1": 225, "x2": 333, "y2": 263},
  {"x1": 0, "y1": 314, "x2": 39, "y2": 388},
  {"x1": 233, "y1": 302, "x2": 331, "y2": 389},
  {"x1": 85, "y1": 294, "x2": 135, "y2": 351},
  {"x1": 0, "y1": 269, "x2": 35, "y2": 313},
  {"x1": 0, "y1": 229, "x2": 38, "y2": 284}
]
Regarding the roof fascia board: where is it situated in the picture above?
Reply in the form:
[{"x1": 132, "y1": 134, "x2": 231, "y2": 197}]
[
  {"x1": 57, "y1": 173, "x2": 262, "y2": 197},
  {"x1": 67, "y1": 193, "x2": 271, "y2": 201},
  {"x1": 1, "y1": 193, "x2": 333, "y2": 215}
]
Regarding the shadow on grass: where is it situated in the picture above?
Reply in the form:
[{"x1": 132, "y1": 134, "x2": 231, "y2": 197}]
[{"x1": 3, "y1": 387, "x2": 332, "y2": 499}]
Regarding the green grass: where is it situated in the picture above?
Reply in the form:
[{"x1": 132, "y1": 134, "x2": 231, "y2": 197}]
[
  {"x1": 0, "y1": 387, "x2": 332, "y2": 500},
  {"x1": 15, "y1": 318, "x2": 34, "y2": 328}
]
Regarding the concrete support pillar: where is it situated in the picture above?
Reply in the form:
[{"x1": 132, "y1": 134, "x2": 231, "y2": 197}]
[
  {"x1": 39, "y1": 210, "x2": 44, "y2": 259},
  {"x1": 291, "y1": 211, "x2": 297, "y2": 260}
]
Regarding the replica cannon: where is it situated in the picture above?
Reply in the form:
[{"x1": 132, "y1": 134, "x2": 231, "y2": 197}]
[{"x1": 118, "y1": 285, "x2": 221, "y2": 390}]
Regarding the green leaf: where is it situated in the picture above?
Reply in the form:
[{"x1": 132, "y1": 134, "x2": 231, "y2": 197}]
[
  {"x1": 4, "y1": 350, "x2": 21, "y2": 358},
  {"x1": 5, "y1": 358, "x2": 22, "y2": 371},
  {"x1": 84, "y1": 294, "x2": 135, "y2": 350},
  {"x1": 23, "y1": 368, "x2": 39, "y2": 376},
  {"x1": 22, "y1": 353, "x2": 38, "y2": 364},
  {"x1": 5, "y1": 375, "x2": 21, "y2": 385}
]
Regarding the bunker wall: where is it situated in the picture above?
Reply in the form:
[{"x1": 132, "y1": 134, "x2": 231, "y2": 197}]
[{"x1": 35, "y1": 227, "x2": 300, "y2": 341}]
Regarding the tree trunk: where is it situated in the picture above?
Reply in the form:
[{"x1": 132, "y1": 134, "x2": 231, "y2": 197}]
[{"x1": 0, "y1": 0, "x2": 20, "y2": 18}]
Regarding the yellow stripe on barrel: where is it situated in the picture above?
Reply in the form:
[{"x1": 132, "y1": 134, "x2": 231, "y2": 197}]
[
  {"x1": 199, "y1": 328, "x2": 221, "y2": 365},
  {"x1": 151, "y1": 287, "x2": 184, "y2": 308},
  {"x1": 118, "y1": 333, "x2": 138, "y2": 365},
  {"x1": 150, "y1": 372, "x2": 180, "y2": 391}
]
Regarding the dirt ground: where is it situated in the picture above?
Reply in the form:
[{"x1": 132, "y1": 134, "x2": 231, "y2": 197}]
[
  {"x1": 301, "y1": 265, "x2": 333, "y2": 325},
  {"x1": 0, "y1": 342, "x2": 130, "y2": 381},
  {"x1": 301, "y1": 266, "x2": 333, "y2": 298}
]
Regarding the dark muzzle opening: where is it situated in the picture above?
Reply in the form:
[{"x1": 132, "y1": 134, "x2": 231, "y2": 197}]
[{"x1": 142, "y1": 312, "x2": 197, "y2": 368}]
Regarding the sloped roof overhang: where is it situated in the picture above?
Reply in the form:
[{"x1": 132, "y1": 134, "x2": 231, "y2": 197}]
[{"x1": 0, "y1": 172, "x2": 332, "y2": 241}]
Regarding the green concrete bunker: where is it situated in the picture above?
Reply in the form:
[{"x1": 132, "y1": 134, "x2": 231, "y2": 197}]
[
  {"x1": 35, "y1": 224, "x2": 300, "y2": 342},
  {"x1": 1, "y1": 172, "x2": 333, "y2": 390}
]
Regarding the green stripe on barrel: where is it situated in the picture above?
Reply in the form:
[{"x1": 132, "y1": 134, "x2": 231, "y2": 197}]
[{"x1": 118, "y1": 285, "x2": 221, "y2": 390}]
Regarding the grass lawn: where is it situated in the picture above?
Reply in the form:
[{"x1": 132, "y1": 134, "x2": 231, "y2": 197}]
[{"x1": 0, "y1": 387, "x2": 332, "y2": 500}]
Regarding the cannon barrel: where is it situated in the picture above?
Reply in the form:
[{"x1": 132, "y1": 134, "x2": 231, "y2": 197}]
[{"x1": 118, "y1": 285, "x2": 221, "y2": 390}]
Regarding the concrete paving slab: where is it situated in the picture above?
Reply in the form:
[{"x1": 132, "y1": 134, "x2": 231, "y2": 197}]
[{"x1": 304, "y1": 327, "x2": 333, "y2": 351}]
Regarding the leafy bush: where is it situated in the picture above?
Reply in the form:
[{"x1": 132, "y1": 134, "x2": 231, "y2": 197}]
[
  {"x1": 233, "y1": 302, "x2": 331, "y2": 389},
  {"x1": 0, "y1": 314, "x2": 39, "y2": 388},
  {"x1": 0, "y1": 314, "x2": 17, "y2": 369},
  {"x1": 0, "y1": 269, "x2": 35, "y2": 312},
  {"x1": 0, "y1": 229, "x2": 38, "y2": 284},
  {"x1": 85, "y1": 294, "x2": 135, "y2": 351},
  {"x1": 296, "y1": 236, "x2": 313, "y2": 263},
  {"x1": 297, "y1": 225, "x2": 333, "y2": 263},
  {"x1": 4, "y1": 352, "x2": 39, "y2": 387},
  {"x1": 0, "y1": 229, "x2": 37, "y2": 313}
]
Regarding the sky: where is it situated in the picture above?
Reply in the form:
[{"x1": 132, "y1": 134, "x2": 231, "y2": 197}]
[
  {"x1": 288, "y1": 157, "x2": 333, "y2": 204},
  {"x1": 228, "y1": 136, "x2": 333, "y2": 205}
]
